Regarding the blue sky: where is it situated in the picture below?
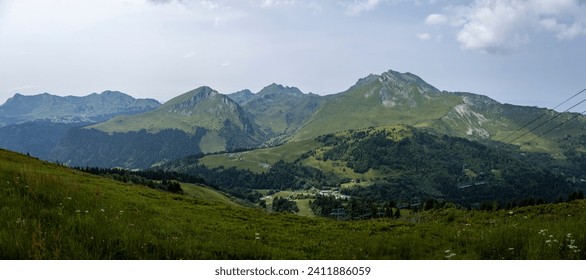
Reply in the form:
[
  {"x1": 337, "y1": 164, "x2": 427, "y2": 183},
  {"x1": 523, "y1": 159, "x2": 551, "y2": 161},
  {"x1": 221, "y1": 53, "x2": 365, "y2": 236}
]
[{"x1": 0, "y1": 0, "x2": 585, "y2": 110}]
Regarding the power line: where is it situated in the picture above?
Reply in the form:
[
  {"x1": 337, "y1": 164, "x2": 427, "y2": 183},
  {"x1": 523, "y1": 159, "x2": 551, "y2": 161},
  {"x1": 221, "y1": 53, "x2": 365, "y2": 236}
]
[
  {"x1": 498, "y1": 88, "x2": 586, "y2": 144},
  {"x1": 501, "y1": 92, "x2": 586, "y2": 148},
  {"x1": 521, "y1": 110, "x2": 586, "y2": 147}
]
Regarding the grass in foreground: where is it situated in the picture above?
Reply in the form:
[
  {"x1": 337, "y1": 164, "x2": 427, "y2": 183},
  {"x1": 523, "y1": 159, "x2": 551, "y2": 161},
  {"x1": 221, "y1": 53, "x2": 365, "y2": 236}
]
[{"x1": 1, "y1": 149, "x2": 585, "y2": 260}]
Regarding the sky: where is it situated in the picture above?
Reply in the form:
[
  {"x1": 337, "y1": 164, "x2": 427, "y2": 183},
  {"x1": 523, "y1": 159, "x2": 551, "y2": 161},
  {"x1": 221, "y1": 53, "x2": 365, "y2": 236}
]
[{"x1": 0, "y1": 0, "x2": 585, "y2": 110}]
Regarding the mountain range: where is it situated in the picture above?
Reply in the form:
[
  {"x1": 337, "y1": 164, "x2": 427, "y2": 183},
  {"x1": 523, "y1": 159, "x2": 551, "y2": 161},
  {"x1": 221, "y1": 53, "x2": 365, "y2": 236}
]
[
  {"x1": 0, "y1": 90, "x2": 160, "y2": 126},
  {"x1": 2, "y1": 69, "x2": 585, "y2": 171},
  {"x1": 0, "y1": 91, "x2": 160, "y2": 158}
]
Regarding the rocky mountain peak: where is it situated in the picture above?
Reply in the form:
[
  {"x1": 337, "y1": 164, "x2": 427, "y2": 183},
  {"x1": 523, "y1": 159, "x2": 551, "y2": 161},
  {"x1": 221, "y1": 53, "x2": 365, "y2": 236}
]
[
  {"x1": 350, "y1": 70, "x2": 440, "y2": 94},
  {"x1": 162, "y1": 86, "x2": 242, "y2": 118},
  {"x1": 257, "y1": 83, "x2": 304, "y2": 97}
]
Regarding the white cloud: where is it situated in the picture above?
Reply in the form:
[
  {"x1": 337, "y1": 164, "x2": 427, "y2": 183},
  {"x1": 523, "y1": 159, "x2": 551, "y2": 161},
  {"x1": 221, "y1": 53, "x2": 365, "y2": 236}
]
[
  {"x1": 258, "y1": 0, "x2": 296, "y2": 8},
  {"x1": 426, "y1": 0, "x2": 586, "y2": 54},
  {"x1": 344, "y1": 0, "x2": 381, "y2": 16},
  {"x1": 250, "y1": 0, "x2": 322, "y2": 14},
  {"x1": 416, "y1": 32, "x2": 432, "y2": 41},
  {"x1": 425, "y1": 13, "x2": 447, "y2": 25},
  {"x1": 540, "y1": 17, "x2": 586, "y2": 40},
  {"x1": 200, "y1": 0, "x2": 219, "y2": 10}
]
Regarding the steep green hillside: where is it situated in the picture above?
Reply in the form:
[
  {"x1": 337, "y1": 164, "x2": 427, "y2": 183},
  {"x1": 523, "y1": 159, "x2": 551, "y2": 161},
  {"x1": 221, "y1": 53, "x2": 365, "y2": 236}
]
[
  {"x1": 290, "y1": 70, "x2": 586, "y2": 158},
  {"x1": 291, "y1": 71, "x2": 461, "y2": 141},
  {"x1": 435, "y1": 92, "x2": 586, "y2": 155},
  {"x1": 50, "y1": 87, "x2": 267, "y2": 168},
  {"x1": 0, "y1": 121, "x2": 91, "y2": 159},
  {"x1": 91, "y1": 86, "x2": 261, "y2": 140},
  {"x1": 49, "y1": 128, "x2": 208, "y2": 169},
  {"x1": 180, "y1": 182, "x2": 240, "y2": 207},
  {"x1": 2, "y1": 148, "x2": 586, "y2": 260}
]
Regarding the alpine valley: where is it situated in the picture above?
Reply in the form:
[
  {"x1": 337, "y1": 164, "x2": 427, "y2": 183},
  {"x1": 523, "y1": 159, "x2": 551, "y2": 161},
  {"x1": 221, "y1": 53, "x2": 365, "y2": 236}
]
[
  {"x1": 3, "y1": 70, "x2": 586, "y2": 198},
  {"x1": 2, "y1": 69, "x2": 586, "y2": 260}
]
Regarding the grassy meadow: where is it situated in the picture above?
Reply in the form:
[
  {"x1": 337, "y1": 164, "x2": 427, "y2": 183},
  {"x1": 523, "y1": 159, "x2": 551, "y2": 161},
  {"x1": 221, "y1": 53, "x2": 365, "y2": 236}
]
[{"x1": 1, "y1": 149, "x2": 585, "y2": 260}]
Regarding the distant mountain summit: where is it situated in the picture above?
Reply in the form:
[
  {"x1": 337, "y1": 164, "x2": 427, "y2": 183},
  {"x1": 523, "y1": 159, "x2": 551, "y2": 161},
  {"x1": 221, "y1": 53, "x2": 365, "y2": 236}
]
[
  {"x1": 290, "y1": 70, "x2": 456, "y2": 140},
  {"x1": 230, "y1": 83, "x2": 323, "y2": 144},
  {"x1": 256, "y1": 83, "x2": 305, "y2": 97},
  {"x1": 0, "y1": 91, "x2": 160, "y2": 126},
  {"x1": 226, "y1": 89, "x2": 255, "y2": 105},
  {"x1": 92, "y1": 86, "x2": 261, "y2": 139}
]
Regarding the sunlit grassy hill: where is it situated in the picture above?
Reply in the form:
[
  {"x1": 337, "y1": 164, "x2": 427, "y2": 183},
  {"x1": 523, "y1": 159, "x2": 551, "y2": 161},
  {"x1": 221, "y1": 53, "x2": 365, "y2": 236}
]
[{"x1": 2, "y1": 149, "x2": 586, "y2": 260}]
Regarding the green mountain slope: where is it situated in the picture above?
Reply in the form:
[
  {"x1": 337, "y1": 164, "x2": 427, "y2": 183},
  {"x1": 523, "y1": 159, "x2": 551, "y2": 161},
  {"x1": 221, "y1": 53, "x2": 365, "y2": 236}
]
[
  {"x1": 0, "y1": 121, "x2": 91, "y2": 159},
  {"x1": 93, "y1": 86, "x2": 265, "y2": 152},
  {"x1": 3, "y1": 148, "x2": 586, "y2": 259},
  {"x1": 92, "y1": 86, "x2": 260, "y2": 137},
  {"x1": 434, "y1": 92, "x2": 586, "y2": 155},
  {"x1": 290, "y1": 70, "x2": 586, "y2": 156},
  {"x1": 49, "y1": 87, "x2": 267, "y2": 168},
  {"x1": 290, "y1": 70, "x2": 462, "y2": 141}
]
